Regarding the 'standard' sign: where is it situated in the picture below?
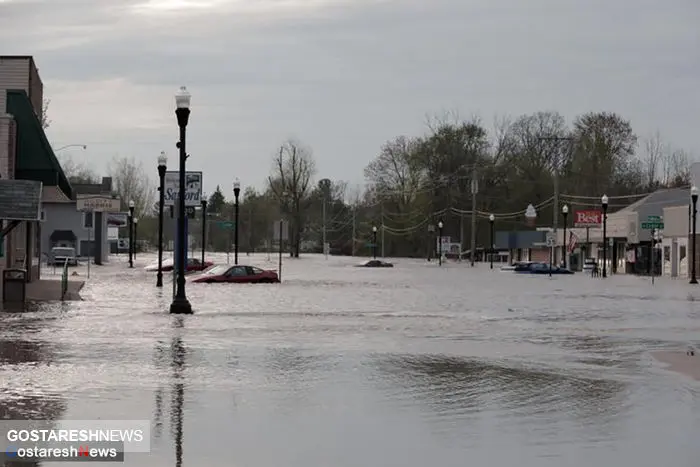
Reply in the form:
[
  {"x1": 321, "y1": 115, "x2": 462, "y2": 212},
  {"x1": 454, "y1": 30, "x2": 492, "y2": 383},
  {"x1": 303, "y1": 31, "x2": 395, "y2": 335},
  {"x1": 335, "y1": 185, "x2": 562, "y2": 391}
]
[{"x1": 164, "y1": 171, "x2": 202, "y2": 207}]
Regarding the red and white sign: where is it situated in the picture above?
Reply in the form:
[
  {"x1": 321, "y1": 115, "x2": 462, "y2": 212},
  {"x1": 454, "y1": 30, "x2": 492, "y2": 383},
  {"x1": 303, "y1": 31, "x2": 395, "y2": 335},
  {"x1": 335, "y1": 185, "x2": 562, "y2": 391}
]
[{"x1": 574, "y1": 210, "x2": 601, "y2": 227}]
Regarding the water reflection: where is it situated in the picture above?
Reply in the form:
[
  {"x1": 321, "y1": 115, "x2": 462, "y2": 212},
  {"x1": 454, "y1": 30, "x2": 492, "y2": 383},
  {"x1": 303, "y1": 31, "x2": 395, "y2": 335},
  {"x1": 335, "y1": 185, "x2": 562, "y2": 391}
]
[
  {"x1": 170, "y1": 318, "x2": 186, "y2": 467},
  {"x1": 0, "y1": 326, "x2": 66, "y2": 467}
]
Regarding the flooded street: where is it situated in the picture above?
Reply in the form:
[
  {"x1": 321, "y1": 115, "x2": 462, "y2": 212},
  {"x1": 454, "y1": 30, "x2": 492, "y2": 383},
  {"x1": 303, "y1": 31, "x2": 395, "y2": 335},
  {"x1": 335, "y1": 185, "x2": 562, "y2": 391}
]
[{"x1": 2, "y1": 253, "x2": 700, "y2": 466}]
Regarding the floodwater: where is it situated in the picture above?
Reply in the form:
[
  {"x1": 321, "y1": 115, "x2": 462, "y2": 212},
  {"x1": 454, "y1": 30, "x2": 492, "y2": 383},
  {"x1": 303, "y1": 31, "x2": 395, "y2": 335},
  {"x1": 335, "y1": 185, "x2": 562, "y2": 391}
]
[{"x1": 2, "y1": 252, "x2": 700, "y2": 466}]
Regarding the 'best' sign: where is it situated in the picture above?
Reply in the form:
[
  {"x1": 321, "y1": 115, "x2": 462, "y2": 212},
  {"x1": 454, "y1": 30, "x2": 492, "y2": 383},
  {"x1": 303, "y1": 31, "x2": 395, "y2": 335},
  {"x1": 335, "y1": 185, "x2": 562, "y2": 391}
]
[{"x1": 574, "y1": 210, "x2": 601, "y2": 227}]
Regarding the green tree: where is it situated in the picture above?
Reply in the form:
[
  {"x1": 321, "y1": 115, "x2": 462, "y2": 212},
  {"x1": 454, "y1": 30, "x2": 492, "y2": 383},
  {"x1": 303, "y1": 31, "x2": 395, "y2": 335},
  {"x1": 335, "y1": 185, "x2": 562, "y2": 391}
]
[{"x1": 208, "y1": 185, "x2": 226, "y2": 213}]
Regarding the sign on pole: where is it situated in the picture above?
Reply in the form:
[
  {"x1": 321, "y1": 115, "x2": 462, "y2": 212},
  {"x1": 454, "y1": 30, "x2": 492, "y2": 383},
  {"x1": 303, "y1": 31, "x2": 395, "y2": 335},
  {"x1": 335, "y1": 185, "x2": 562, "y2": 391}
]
[
  {"x1": 545, "y1": 232, "x2": 556, "y2": 247},
  {"x1": 641, "y1": 215, "x2": 664, "y2": 230},
  {"x1": 163, "y1": 171, "x2": 202, "y2": 207},
  {"x1": 76, "y1": 195, "x2": 121, "y2": 212},
  {"x1": 106, "y1": 212, "x2": 128, "y2": 227},
  {"x1": 574, "y1": 210, "x2": 602, "y2": 227},
  {"x1": 217, "y1": 221, "x2": 235, "y2": 230},
  {"x1": 273, "y1": 220, "x2": 289, "y2": 241}
]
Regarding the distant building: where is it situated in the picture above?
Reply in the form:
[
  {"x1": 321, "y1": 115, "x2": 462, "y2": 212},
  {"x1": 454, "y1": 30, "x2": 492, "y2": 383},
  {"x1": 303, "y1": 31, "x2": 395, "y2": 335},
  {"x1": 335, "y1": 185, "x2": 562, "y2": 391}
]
[{"x1": 41, "y1": 177, "x2": 116, "y2": 264}]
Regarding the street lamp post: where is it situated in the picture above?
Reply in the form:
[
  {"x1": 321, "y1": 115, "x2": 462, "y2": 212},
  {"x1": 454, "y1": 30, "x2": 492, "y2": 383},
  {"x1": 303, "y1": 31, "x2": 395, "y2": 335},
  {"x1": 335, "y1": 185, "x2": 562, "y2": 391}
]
[
  {"x1": 489, "y1": 214, "x2": 495, "y2": 269},
  {"x1": 691, "y1": 186, "x2": 698, "y2": 284},
  {"x1": 134, "y1": 218, "x2": 139, "y2": 260},
  {"x1": 601, "y1": 195, "x2": 609, "y2": 278},
  {"x1": 438, "y1": 221, "x2": 443, "y2": 266},
  {"x1": 128, "y1": 200, "x2": 135, "y2": 268},
  {"x1": 54, "y1": 144, "x2": 87, "y2": 152},
  {"x1": 562, "y1": 204, "x2": 569, "y2": 269},
  {"x1": 156, "y1": 152, "x2": 167, "y2": 287},
  {"x1": 372, "y1": 226, "x2": 378, "y2": 259},
  {"x1": 201, "y1": 193, "x2": 207, "y2": 267},
  {"x1": 233, "y1": 179, "x2": 240, "y2": 265},
  {"x1": 170, "y1": 86, "x2": 193, "y2": 315}
]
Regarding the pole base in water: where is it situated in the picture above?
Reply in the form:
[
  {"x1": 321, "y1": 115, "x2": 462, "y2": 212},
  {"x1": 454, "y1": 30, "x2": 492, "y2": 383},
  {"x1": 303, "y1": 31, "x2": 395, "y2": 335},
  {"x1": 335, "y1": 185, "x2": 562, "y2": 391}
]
[{"x1": 169, "y1": 297, "x2": 193, "y2": 314}]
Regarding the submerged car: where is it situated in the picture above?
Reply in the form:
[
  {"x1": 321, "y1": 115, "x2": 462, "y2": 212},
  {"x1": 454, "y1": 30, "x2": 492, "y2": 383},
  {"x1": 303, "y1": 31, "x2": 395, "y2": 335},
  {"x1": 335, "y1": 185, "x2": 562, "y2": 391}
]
[
  {"x1": 355, "y1": 260, "x2": 394, "y2": 268},
  {"x1": 144, "y1": 257, "x2": 214, "y2": 272},
  {"x1": 48, "y1": 247, "x2": 78, "y2": 266},
  {"x1": 189, "y1": 265, "x2": 279, "y2": 283},
  {"x1": 519, "y1": 262, "x2": 574, "y2": 275},
  {"x1": 512, "y1": 261, "x2": 536, "y2": 273},
  {"x1": 502, "y1": 261, "x2": 531, "y2": 271}
]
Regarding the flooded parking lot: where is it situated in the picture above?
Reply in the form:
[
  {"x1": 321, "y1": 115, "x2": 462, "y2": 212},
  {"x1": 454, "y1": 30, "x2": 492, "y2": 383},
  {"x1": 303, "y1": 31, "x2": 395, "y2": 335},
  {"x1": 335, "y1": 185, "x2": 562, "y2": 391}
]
[{"x1": 2, "y1": 253, "x2": 700, "y2": 466}]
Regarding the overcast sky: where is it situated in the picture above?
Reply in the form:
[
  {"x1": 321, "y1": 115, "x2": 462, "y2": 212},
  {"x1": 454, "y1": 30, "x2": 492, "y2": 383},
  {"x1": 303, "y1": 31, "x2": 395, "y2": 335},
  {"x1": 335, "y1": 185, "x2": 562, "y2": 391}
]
[{"x1": 1, "y1": 0, "x2": 698, "y2": 198}]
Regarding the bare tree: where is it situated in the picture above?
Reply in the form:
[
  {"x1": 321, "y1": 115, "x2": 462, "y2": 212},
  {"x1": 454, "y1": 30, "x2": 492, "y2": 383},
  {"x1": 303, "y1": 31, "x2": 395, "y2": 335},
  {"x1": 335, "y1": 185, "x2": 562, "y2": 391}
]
[
  {"x1": 642, "y1": 131, "x2": 663, "y2": 188},
  {"x1": 58, "y1": 155, "x2": 100, "y2": 184},
  {"x1": 663, "y1": 147, "x2": 692, "y2": 187},
  {"x1": 267, "y1": 139, "x2": 316, "y2": 257},
  {"x1": 40, "y1": 98, "x2": 51, "y2": 130},
  {"x1": 109, "y1": 156, "x2": 156, "y2": 218}
]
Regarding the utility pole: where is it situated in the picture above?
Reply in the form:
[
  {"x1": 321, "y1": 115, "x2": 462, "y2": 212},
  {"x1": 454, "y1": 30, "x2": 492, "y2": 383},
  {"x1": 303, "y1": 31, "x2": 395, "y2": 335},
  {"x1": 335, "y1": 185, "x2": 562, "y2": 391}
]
[
  {"x1": 322, "y1": 195, "x2": 327, "y2": 259},
  {"x1": 539, "y1": 136, "x2": 572, "y2": 265},
  {"x1": 470, "y1": 167, "x2": 478, "y2": 266},
  {"x1": 351, "y1": 206, "x2": 356, "y2": 256}
]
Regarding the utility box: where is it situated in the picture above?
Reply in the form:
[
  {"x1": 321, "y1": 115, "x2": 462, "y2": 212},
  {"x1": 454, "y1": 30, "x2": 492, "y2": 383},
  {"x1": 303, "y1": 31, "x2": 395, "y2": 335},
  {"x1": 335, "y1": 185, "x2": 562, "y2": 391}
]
[{"x1": 3, "y1": 268, "x2": 27, "y2": 303}]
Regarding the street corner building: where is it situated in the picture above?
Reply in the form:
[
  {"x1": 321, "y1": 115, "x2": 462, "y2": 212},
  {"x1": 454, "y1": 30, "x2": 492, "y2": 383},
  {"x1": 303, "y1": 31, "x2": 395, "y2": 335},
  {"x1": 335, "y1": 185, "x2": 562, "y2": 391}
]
[{"x1": 0, "y1": 55, "x2": 118, "y2": 301}]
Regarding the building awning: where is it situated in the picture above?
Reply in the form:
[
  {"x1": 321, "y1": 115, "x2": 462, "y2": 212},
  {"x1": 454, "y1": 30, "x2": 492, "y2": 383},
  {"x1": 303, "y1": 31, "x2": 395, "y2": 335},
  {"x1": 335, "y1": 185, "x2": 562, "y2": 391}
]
[
  {"x1": 6, "y1": 90, "x2": 73, "y2": 200},
  {"x1": 49, "y1": 230, "x2": 76, "y2": 242}
]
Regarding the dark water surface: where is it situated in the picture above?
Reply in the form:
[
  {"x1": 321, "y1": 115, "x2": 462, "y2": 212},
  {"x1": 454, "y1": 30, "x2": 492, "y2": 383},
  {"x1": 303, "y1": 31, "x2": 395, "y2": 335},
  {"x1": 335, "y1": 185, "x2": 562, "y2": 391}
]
[{"x1": 2, "y1": 253, "x2": 700, "y2": 466}]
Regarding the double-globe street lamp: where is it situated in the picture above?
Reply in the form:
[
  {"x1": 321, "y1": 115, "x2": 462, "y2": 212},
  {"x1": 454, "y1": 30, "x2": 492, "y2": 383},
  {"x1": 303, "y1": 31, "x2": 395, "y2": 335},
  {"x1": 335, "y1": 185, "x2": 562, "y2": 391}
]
[
  {"x1": 156, "y1": 152, "x2": 167, "y2": 287},
  {"x1": 233, "y1": 179, "x2": 241, "y2": 265},
  {"x1": 489, "y1": 214, "x2": 495, "y2": 269},
  {"x1": 170, "y1": 86, "x2": 193, "y2": 315},
  {"x1": 437, "y1": 221, "x2": 443, "y2": 266},
  {"x1": 562, "y1": 204, "x2": 569, "y2": 268},
  {"x1": 601, "y1": 194, "x2": 609, "y2": 278},
  {"x1": 128, "y1": 200, "x2": 135, "y2": 268},
  {"x1": 691, "y1": 186, "x2": 698, "y2": 284},
  {"x1": 372, "y1": 226, "x2": 378, "y2": 259}
]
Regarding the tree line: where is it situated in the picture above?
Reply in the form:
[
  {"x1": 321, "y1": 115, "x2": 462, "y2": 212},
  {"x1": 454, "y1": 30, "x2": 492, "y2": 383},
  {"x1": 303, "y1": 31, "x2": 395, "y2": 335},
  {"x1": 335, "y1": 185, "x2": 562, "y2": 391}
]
[{"x1": 59, "y1": 110, "x2": 694, "y2": 258}]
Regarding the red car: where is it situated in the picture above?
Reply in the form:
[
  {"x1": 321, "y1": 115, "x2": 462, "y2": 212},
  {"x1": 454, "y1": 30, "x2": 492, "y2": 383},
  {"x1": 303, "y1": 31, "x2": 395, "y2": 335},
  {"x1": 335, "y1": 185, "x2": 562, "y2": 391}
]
[
  {"x1": 144, "y1": 258, "x2": 214, "y2": 273},
  {"x1": 189, "y1": 265, "x2": 279, "y2": 284}
]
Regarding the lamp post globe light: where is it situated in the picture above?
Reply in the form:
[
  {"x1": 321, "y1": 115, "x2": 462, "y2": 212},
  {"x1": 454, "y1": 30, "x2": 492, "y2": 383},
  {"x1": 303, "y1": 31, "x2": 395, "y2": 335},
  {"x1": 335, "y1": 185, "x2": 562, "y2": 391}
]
[
  {"x1": 170, "y1": 86, "x2": 193, "y2": 315},
  {"x1": 128, "y1": 200, "x2": 135, "y2": 268},
  {"x1": 562, "y1": 204, "x2": 569, "y2": 269},
  {"x1": 437, "y1": 221, "x2": 443, "y2": 266},
  {"x1": 233, "y1": 178, "x2": 241, "y2": 265},
  {"x1": 372, "y1": 226, "x2": 378, "y2": 259},
  {"x1": 601, "y1": 195, "x2": 609, "y2": 278},
  {"x1": 691, "y1": 186, "x2": 698, "y2": 284},
  {"x1": 489, "y1": 214, "x2": 495, "y2": 269},
  {"x1": 156, "y1": 152, "x2": 167, "y2": 287}
]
